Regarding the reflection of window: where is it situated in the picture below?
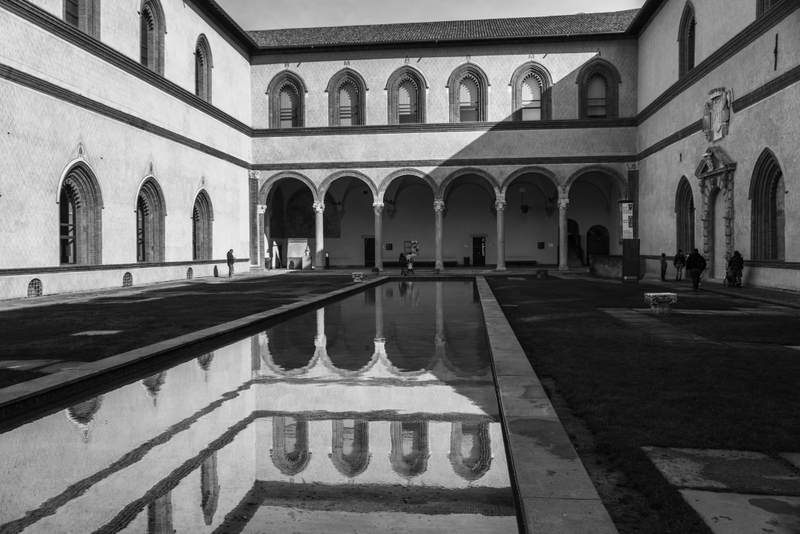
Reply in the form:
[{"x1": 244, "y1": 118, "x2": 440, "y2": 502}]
[
  {"x1": 678, "y1": 2, "x2": 696, "y2": 77},
  {"x1": 268, "y1": 71, "x2": 306, "y2": 128},
  {"x1": 511, "y1": 62, "x2": 552, "y2": 121},
  {"x1": 576, "y1": 58, "x2": 621, "y2": 119},
  {"x1": 327, "y1": 69, "x2": 367, "y2": 126},
  {"x1": 387, "y1": 67, "x2": 426, "y2": 124},
  {"x1": 64, "y1": 0, "x2": 100, "y2": 38},
  {"x1": 586, "y1": 74, "x2": 608, "y2": 118},
  {"x1": 448, "y1": 64, "x2": 489, "y2": 123}
]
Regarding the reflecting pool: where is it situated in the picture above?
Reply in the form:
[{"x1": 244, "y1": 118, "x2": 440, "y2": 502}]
[{"x1": 0, "y1": 281, "x2": 518, "y2": 533}]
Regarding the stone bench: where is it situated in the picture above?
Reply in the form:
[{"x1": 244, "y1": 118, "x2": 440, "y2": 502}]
[
  {"x1": 644, "y1": 292, "x2": 678, "y2": 314},
  {"x1": 351, "y1": 272, "x2": 365, "y2": 282},
  {"x1": 535, "y1": 269, "x2": 549, "y2": 279}
]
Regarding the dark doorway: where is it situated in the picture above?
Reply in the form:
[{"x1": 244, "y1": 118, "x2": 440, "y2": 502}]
[
  {"x1": 364, "y1": 237, "x2": 375, "y2": 267},
  {"x1": 472, "y1": 236, "x2": 487, "y2": 266},
  {"x1": 586, "y1": 225, "x2": 610, "y2": 262},
  {"x1": 567, "y1": 219, "x2": 584, "y2": 266}
]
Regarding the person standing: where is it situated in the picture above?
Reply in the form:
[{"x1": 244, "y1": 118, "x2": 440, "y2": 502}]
[
  {"x1": 660, "y1": 253, "x2": 668, "y2": 281},
  {"x1": 729, "y1": 250, "x2": 744, "y2": 287},
  {"x1": 399, "y1": 252, "x2": 407, "y2": 276},
  {"x1": 226, "y1": 249, "x2": 235, "y2": 277},
  {"x1": 685, "y1": 248, "x2": 706, "y2": 291},
  {"x1": 673, "y1": 249, "x2": 686, "y2": 281}
]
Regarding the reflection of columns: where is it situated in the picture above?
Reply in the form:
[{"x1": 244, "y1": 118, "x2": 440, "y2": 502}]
[
  {"x1": 495, "y1": 198, "x2": 506, "y2": 271},
  {"x1": 315, "y1": 308, "x2": 326, "y2": 349},
  {"x1": 148, "y1": 493, "x2": 173, "y2": 534},
  {"x1": 435, "y1": 281, "x2": 444, "y2": 345},
  {"x1": 313, "y1": 200, "x2": 325, "y2": 267},
  {"x1": 373, "y1": 201, "x2": 384, "y2": 272},
  {"x1": 200, "y1": 452, "x2": 220, "y2": 526},
  {"x1": 434, "y1": 199, "x2": 445, "y2": 272},
  {"x1": 558, "y1": 195, "x2": 569, "y2": 271},
  {"x1": 375, "y1": 285, "x2": 384, "y2": 341}
]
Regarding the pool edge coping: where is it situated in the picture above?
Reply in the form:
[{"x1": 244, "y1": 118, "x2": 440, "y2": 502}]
[
  {"x1": 476, "y1": 276, "x2": 620, "y2": 534},
  {"x1": 0, "y1": 276, "x2": 389, "y2": 415}
]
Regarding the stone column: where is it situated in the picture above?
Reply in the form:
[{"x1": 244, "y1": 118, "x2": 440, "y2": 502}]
[
  {"x1": 495, "y1": 198, "x2": 507, "y2": 271},
  {"x1": 264, "y1": 207, "x2": 271, "y2": 269},
  {"x1": 373, "y1": 201, "x2": 384, "y2": 272},
  {"x1": 313, "y1": 200, "x2": 325, "y2": 268},
  {"x1": 255, "y1": 204, "x2": 266, "y2": 270},
  {"x1": 434, "y1": 199, "x2": 445, "y2": 273},
  {"x1": 248, "y1": 173, "x2": 261, "y2": 270},
  {"x1": 558, "y1": 196, "x2": 570, "y2": 271}
]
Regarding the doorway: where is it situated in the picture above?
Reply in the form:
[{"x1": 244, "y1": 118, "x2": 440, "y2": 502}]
[
  {"x1": 586, "y1": 225, "x2": 610, "y2": 262},
  {"x1": 567, "y1": 219, "x2": 584, "y2": 266},
  {"x1": 472, "y1": 235, "x2": 487, "y2": 266},
  {"x1": 364, "y1": 237, "x2": 375, "y2": 267}
]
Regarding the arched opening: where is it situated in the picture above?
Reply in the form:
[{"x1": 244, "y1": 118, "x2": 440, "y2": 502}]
[
  {"x1": 136, "y1": 178, "x2": 166, "y2": 262},
  {"x1": 441, "y1": 172, "x2": 497, "y2": 267},
  {"x1": 679, "y1": 2, "x2": 697, "y2": 77},
  {"x1": 271, "y1": 416, "x2": 311, "y2": 476},
  {"x1": 268, "y1": 71, "x2": 307, "y2": 128},
  {"x1": 381, "y1": 174, "x2": 436, "y2": 269},
  {"x1": 59, "y1": 163, "x2": 102, "y2": 265},
  {"x1": 194, "y1": 34, "x2": 213, "y2": 103},
  {"x1": 567, "y1": 170, "x2": 625, "y2": 265},
  {"x1": 576, "y1": 58, "x2": 621, "y2": 119},
  {"x1": 192, "y1": 190, "x2": 213, "y2": 260},
  {"x1": 327, "y1": 69, "x2": 367, "y2": 126},
  {"x1": 586, "y1": 74, "x2": 608, "y2": 118},
  {"x1": 320, "y1": 174, "x2": 376, "y2": 268},
  {"x1": 324, "y1": 296, "x2": 375, "y2": 370},
  {"x1": 386, "y1": 66, "x2": 427, "y2": 124},
  {"x1": 675, "y1": 177, "x2": 695, "y2": 253},
  {"x1": 510, "y1": 62, "x2": 552, "y2": 121},
  {"x1": 449, "y1": 422, "x2": 492, "y2": 481},
  {"x1": 503, "y1": 171, "x2": 559, "y2": 266},
  {"x1": 263, "y1": 176, "x2": 318, "y2": 270},
  {"x1": 64, "y1": 0, "x2": 100, "y2": 37},
  {"x1": 140, "y1": 0, "x2": 166, "y2": 75},
  {"x1": 264, "y1": 309, "x2": 316, "y2": 372},
  {"x1": 750, "y1": 149, "x2": 785, "y2": 261},
  {"x1": 448, "y1": 64, "x2": 489, "y2": 122},
  {"x1": 330, "y1": 419, "x2": 371, "y2": 478},
  {"x1": 390, "y1": 421, "x2": 429, "y2": 478},
  {"x1": 586, "y1": 225, "x2": 610, "y2": 261}
]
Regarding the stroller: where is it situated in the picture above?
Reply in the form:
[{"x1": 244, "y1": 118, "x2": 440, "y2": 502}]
[{"x1": 722, "y1": 266, "x2": 742, "y2": 287}]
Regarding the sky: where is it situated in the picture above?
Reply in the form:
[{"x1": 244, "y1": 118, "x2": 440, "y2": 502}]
[{"x1": 217, "y1": 0, "x2": 646, "y2": 31}]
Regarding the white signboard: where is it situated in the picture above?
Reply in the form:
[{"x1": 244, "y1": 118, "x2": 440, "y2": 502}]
[{"x1": 620, "y1": 201, "x2": 634, "y2": 240}]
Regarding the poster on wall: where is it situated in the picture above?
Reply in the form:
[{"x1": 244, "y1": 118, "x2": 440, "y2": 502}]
[{"x1": 619, "y1": 201, "x2": 634, "y2": 240}]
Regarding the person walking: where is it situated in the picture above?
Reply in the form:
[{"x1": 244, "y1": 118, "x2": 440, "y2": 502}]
[
  {"x1": 728, "y1": 250, "x2": 744, "y2": 287},
  {"x1": 660, "y1": 253, "x2": 668, "y2": 281},
  {"x1": 399, "y1": 252, "x2": 407, "y2": 276},
  {"x1": 673, "y1": 249, "x2": 686, "y2": 281},
  {"x1": 226, "y1": 249, "x2": 235, "y2": 277},
  {"x1": 685, "y1": 248, "x2": 706, "y2": 291}
]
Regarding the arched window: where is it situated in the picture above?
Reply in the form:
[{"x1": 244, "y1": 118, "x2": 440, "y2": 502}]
[
  {"x1": 510, "y1": 62, "x2": 552, "y2": 121},
  {"x1": 448, "y1": 64, "x2": 489, "y2": 123},
  {"x1": 267, "y1": 71, "x2": 306, "y2": 128},
  {"x1": 576, "y1": 58, "x2": 621, "y2": 119},
  {"x1": 750, "y1": 149, "x2": 785, "y2": 260},
  {"x1": 194, "y1": 34, "x2": 212, "y2": 103},
  {"x1": 678, "y1": 2, "x2": 697, "y2": 77},
  {"x1": 386, "y1": 67, "x2": 427, "y2": 124},
  {"x1": 64, "y1": 0, "x2": 100, "y2": 37},
  {"x1": 327, "y1": 69, "x2": 367, "y2": 126},
  {"x1": 675, "y1": 176, "x2": 695, "y2": 252},
  {"x1": 192, "y1": 190, "x2": 213, "y2": 260},
  {"x1": 59, "y1": 163, "x2": 103, "y2": 265},
  {"x1": 136, "y1": 178, "x2": 166, "y2": 262},
  {"x1": 757, "y1": 0, "x2": 780, "y2": 17},
  {"x1": 140, "y1": 0, "x2": 165, "y2": 75}
]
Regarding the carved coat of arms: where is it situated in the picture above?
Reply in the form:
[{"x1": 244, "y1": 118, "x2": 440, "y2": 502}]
[{"x1": 702, "y1": 88, "x2": 733, "y2": 142}]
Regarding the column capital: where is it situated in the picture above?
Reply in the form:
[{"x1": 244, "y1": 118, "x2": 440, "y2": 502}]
[
  {"x1": 373, "y1": 201, "x2": 384, "y2": 213},
  {"x1": 558, "y1": 198, "x2": 570, "y2": 209},
  {"x1": 312, "y1": 200, "x2": 325, "y2": 213},
  {"x1": 494, "y1": 199, "x2": 506, "y2": 212},
  {"x1": 433, "y1": 199, "x2": 445, "y2": 213}
]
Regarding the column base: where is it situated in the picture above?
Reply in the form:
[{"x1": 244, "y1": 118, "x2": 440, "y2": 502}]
[
  {"x1": 495, "y1": 266, "x2": 507, "y2": 272},
  {"x1": 558, "y1": 265, "x2": 569, "y2": 271}
]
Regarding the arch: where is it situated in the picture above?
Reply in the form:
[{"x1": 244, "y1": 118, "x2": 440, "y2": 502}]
[
  {"x1": 500, "y1": 166, "x2": 560, "y2": 197},
  {"x1": 750, "y1": 148, "x2": 785, "y2": 260},
  {"x1": 576, "y1": 58, "x2": 621, "y2": 119},
  {"x1": 135, "y1": 176, "x2": 166, "y2": 262},
  {"x1": 58, "y1": 160, "x2": 103, "y2": 265},
  {"x1": 385, "y1": 66, "x2": 428, "y2": 124},
  {"x1": 510, "y1": 62, "x2": 553, "y2": 121},
  {"x1": 27, "y1": 278, "x2": 43, "y2": 298},
  {"x1": 440, "y1": 168, "x2": 500, "y2": 201},
  {"x1": 329, "y1": 419, "x2": 371, "y2": 478},
  {"x1": 267, "y1": 70, "x2": 307, "y2": 128},
  {"x1": 192, "y1": 189, "x2": 213, "y2": 260},
  {"x1": 319, "y1": 170, "x2": 378, "y2": 200},
  {"x1": 389, "y1": 421, "x2": 429, "y2": 478},
  {"x1": 194, "y1": 34, "x2": 213, "y2": 103},
  {"x1": 378, "y1": 168, "x2": 437, "y2": 200},
  {"x1": 678, "y1": 2, "x2": 697, "y2": 77},
  {"x1": 140, "y1": 0, "x2": 166, "y2": 75},
  {"x1": 259, "y1": 171, "x2": 319, "y2": 204},
  {"x1": 564, "y1": 165, "x2": 627, "y2": 196},
  {"x1": 447, "y1": 63, "x2": 490, "y2": 122},
  {"x1": 326, "y1": 68, "x2": 368, "y2": 126},
  {"x1": 449, "y1": 422, "x2": 492, "y2": 481},
  {"x1": 63, "y1": 0, "x2": 101, "y2": 37},
  {"x1": 675, "y1": 176, "x2": 695, "y2": 252},
  {"x1": 270, "y1": 416, "x2": 312, "y2": 476}
]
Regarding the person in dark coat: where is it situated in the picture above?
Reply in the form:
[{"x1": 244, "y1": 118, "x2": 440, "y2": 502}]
[
  {"x1": 226, "y1": 249, "x2": 235, "y2": 277},
  {"x1": 399, "y1": 252, "x2": 407, "y2": 276},
  {"x1": 673, "y1": 249, "x2": 686, "y2": 281},
  {"x1": 685, "y1": 248, "x2": 707, "y2": 291},
  {"x1": 660, "y1": 253, "x2": 668, "y2": 281},
  {"x1": 728, "y1": 250, "x2": 744, "y2": 287}
]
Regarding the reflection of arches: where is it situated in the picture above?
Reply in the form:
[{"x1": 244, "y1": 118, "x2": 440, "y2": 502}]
[
  {"x1": 586, "y1": 225, "x2": 610, "y2": 258},
  {"x1": 390, "y1": 421, "x2": 429, "y2": 478},
  {"x1": 142, "y1": 371, "x2": 166, "y2": 404},
  {"x1": 271, "y1": 416, "x2": 311, "y2": 476},
  {"x1": 330, "y1": 419, "x2": 371, "y2": 478},
  {"x1": 449, "y1": 422, "x2": 492, "y2": 481},
  {"x1": 750, "y1": 148, "x2": 785, "y2": 260},
  {"x1": 264, "y1": 312, "x2": 316, "y2": 372},
  {"x1": 196, "y1": 352, "x2": 214, "y2": 371},
  {"x1": 200, "y1": 452, "x2": 220, "y2": 526},
  {"x1": 58, "y1": 161, "x2": 103, "y2": 265},
  {"x1": 675, "y1": 176, "x2": 695, "y2": 252},
  {"x1": 66, "y1": 395, "x2": 103, "y2": 441}
]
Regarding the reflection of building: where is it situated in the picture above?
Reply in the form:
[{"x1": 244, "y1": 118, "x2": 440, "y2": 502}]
[{"x1": 4, "y1": 2, "x2": 799, "y2": 294}]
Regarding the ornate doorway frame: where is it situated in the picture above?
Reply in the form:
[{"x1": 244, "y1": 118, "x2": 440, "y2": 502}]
[{"x1": 694, "y1": 146, "x2": 736, "y2": 276}]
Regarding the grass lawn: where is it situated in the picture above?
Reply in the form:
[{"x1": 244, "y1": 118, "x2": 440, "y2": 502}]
[{"x1": 488, "y1": 276, "x2": 800, "y2": 534}]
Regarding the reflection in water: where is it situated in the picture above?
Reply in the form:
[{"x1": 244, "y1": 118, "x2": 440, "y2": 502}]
[
  {"x1": 147, "y1": 492, "x2": 173, "y2": 534},
  {"x1": 450, "y1": 422, "x2": 493, "y2": 481},
  {"x1": 330, "y1": 419, "x2": 371, "y2": 478},
  {"x1": 196, "y1": 352, "x2": 214, "y2": 371},
  {"x1": 65, "y1": 396, "x2": 103, "y2": 443},
  {"x1": 142, "y1": 371, "x2": 167, "y2": 405},
  {"x1": 390, "y1": 421, "x2": 430, "y2": 478},
  {"x1": 200, "y1": 452, "x2": 220, "y2": 525},
  {"x1": 271, "y1": 416, "x2": 312, "y2": 476}
]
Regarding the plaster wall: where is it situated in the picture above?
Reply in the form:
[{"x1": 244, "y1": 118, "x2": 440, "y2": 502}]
[
  {"x1": 250, "y1": 40, "x2": 638, "y2": 129},
  {"x1": 0, "y1": 78, "x2": 250, "y2": 269}
]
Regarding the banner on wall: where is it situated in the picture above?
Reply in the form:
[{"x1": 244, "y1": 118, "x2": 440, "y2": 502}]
[{"x1": 619, "y1": 201, "x2": 635, "y2": 240}]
